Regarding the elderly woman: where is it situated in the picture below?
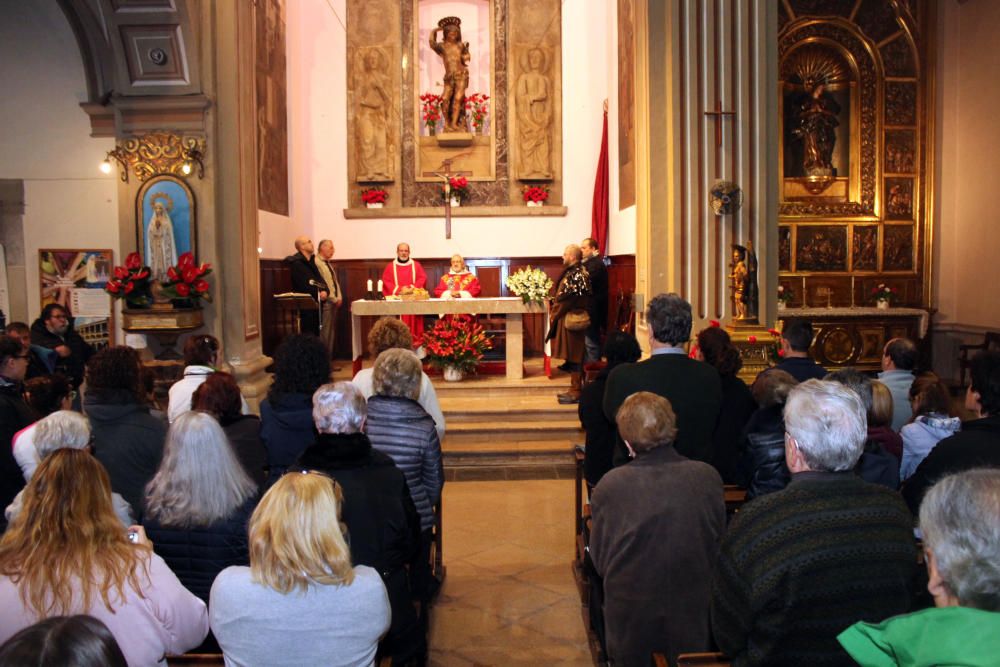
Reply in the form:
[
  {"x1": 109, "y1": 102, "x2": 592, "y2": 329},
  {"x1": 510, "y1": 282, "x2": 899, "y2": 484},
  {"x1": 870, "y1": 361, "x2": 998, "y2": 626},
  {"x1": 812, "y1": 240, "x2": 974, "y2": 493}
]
[
  {"x1": 590, "y1": 392, "x2": 725, "y2": 666},
  {"x1": 210, "y1": 471, "x2": 391, "y2": 666},
  {"x1": 6, "y1": 410, "x2": 133, "y2": 526},
  {"x1": 839, "y1": 468, "x2": 1000, "y2": 663},
  {"x1": 192, "y1": 371, "x2": 267, "y2": 487},
  {"x1": 352, "y1": 317, "x2": 445, "y2": 443},
  {"x1": 366, "y1": 348, "x2": 444, "y2": 603},
  {"x1": 736, "y1": 368, "x2": 798, "y2": 499},
  {"x1": 0, "y1": 449, "x2": 208, "y2": 665},
  {"x1": 294, "y1": 382, "x2": 423, "y2": 664},
  {"x1": 696, "y1": 326, "x2": 756, "y2": 483},
  {"x1": 260, "y1": 334, "x2": 331, "y2": 482},
  {"x1": 142, "y1": 412, "x2": 259, "y2": 605},
  {"x1": 433, "y1": 254, "x2": 481, "y2": 299}
]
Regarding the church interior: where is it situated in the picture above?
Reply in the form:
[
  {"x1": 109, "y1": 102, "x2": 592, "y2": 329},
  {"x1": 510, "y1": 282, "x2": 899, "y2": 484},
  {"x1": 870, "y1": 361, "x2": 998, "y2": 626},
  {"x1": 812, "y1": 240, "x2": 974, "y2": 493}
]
[{"x1": 1, "y1": 0, "x2": 999, "y2": 664}]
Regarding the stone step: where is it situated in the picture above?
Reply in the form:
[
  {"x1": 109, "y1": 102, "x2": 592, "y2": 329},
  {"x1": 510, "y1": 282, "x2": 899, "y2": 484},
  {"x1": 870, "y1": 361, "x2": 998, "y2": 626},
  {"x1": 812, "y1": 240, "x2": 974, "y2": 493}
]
[
  {"x1": 443, "y1": 419, "x2": 583, "y2": 445},
  {"x1": 439, "y1": 395, "x2": 578, "y2": 422}
]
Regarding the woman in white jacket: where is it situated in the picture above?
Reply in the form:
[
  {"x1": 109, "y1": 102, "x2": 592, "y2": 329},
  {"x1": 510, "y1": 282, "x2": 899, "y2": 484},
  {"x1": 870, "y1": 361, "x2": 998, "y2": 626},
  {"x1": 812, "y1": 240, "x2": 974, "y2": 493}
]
[{"x1": 167, "y1": 335, "x2": 249, "y2": 423}]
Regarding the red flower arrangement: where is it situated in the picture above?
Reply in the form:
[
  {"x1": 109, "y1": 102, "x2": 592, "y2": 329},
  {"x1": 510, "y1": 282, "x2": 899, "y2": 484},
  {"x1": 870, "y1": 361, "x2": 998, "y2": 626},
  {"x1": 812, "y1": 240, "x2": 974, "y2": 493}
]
[
  {"x1": 422, "y1": 315, "x2": 492, "y2": 373},
  {"x1": 464, "y1": 93, "x2": 490, "y2": 132},
  {"x1": 105, "y1": 252, "x2": 152, "y2": 308},
  {"x1": 522, "y1": 185, "x2": 550, "y2": 204},
  {"x1": 419, "y1": 93, "x2": 443, "y2": 134},
  {"x1": 161, "y1": 252, "x2": 213, "y2": 302},
  {"x1": 443, "y1": 176, "x2": 469, "y2": 203},
  {"x1": 361, "y1": 188, "x2": 388, "y2": 205}
]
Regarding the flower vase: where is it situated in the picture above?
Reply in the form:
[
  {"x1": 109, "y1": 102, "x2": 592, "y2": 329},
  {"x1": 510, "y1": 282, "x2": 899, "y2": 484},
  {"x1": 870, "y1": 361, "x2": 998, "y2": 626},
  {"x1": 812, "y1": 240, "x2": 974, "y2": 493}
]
[
  {"x1": 172, "y1": 298, "x2": 196, "y2": 310},
  {"x1": 450, "y1": 196, "x2": 461, "y2": 208},
  {"x1": 443, "y1": 366, "x2": 464, "y2": 382},
  {"x1": 526, "y1": 201, "x2": 543, "y2": 208},
  {"x1": 777, "y1": 301, "x2": 786, "y2": 311},
  {"x1": 366, "y1": 202, "x2": 383, "y2": 209},
  {"x1": 427, "y1": 123, "x2": 437, "y2": 136},
  {"x1": 876, "y1": 299, "x2": 889, "y2": 310}
]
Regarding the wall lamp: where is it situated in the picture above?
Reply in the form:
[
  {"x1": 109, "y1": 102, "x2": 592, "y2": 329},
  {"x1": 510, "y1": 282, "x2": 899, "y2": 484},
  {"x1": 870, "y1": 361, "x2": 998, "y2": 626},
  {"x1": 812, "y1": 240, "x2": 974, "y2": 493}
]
[
  {"x1": 100, "y1": 147, "x2": 129, "y2": 183},
  {"x1": 181, "y1": 146, "x2": 205, "y2": 179}
]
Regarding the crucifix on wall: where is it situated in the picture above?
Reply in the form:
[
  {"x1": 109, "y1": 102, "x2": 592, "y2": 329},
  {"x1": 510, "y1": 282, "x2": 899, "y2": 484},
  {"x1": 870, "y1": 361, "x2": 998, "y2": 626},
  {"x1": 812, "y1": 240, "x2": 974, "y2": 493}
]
[{"x1": 422, "y1": 157, "x2": 471, "y2": 239}]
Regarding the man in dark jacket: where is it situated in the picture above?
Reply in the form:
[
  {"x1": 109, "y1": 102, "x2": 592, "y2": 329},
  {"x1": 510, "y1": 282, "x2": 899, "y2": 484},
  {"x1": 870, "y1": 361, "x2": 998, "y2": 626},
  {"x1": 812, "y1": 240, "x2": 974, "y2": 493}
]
[
  {"x1": 0, "y1": 337, "x2": 34, "y2": 531},
  {"x1": 902, "y1": 350, "x2": 1000, "y2": 513},
  {"x1": 6, "y1": 322, "x2": 54, "y2": 380},
  {"x1": 603, "y1": 293, "x2": 722, "y2": 464},
  {"x1": 581, "y1": 237, "x2": 609, "y2": 363},
  {"x1": 286, "y1": 236, "x2": 326, "y2": 335},
  {"x1": 29, "y1": 303, "x2": 93, "y2": 389},
  {"x1": 775, "y1": 318, "x2": 827, "y2": 382},
  {"x1": 296, "y1": 381, "x2": 424, "y2": 665}
]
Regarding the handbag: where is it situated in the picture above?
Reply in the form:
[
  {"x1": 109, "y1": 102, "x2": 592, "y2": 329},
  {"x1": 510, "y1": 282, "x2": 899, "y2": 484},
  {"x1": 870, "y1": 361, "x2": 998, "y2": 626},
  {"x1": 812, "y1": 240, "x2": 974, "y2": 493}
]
[{"x1": 564, "y1": 309, "x2": 591, "y2": 332}]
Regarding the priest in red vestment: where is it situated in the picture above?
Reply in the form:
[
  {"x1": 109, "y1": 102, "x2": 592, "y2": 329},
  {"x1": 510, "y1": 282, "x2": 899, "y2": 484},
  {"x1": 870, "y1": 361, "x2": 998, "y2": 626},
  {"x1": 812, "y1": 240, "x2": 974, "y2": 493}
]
[
  {"x1": 433, "y1": 254, "x2": 481, "y2": 299},
  {"x1": 382, "y1": 242, "x2": 428, "y2": 344}
]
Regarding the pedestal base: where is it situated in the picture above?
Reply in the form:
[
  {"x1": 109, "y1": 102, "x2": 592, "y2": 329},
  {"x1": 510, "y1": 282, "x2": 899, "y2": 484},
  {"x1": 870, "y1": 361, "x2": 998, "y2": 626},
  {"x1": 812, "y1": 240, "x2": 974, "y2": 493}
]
[{"x1": 435, "y1": 131, "x2": 474, "y2": 147}]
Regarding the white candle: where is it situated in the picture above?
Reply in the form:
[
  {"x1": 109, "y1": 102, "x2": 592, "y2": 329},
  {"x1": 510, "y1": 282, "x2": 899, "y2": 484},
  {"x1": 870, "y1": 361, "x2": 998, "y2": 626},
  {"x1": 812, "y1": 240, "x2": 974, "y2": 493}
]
[
  {"x1": 367, "y1": 279, "x2": 373, "y2": 292},
  {"x1": 377, "y1": 279, "x2": 384, "y2": 293}
]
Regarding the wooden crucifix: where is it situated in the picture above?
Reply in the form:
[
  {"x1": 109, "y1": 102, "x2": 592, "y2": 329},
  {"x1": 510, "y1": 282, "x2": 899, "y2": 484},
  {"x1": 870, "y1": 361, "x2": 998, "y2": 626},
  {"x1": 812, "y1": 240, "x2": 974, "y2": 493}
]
[
  {"x1": 704, "y1": 99, "x2": 736, "y2": 148},
  {"x1": 421, "y1": 157, "x2": 472, "y2": 239}
]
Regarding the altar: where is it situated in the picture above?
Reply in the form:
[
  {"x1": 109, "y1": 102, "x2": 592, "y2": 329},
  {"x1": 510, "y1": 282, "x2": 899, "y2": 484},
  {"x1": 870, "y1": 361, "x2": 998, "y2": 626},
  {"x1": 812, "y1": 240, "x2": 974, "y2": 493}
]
[{"x1": 350, "y1": 297, "x2": 549, "y2": 380}]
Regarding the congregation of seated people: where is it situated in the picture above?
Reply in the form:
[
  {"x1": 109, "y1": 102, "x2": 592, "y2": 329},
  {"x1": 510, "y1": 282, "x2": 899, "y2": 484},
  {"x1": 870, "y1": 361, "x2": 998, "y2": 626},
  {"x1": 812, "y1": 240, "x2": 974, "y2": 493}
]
[
  {"x1": 3, "y1": 292, "x2": 1000, "y2": 666},
  {"x1": 0, "y1": 310, "x2": 443, "y2": 666},
  {"x1": 579, "y1": 293, "x2": 1000, "y2": 666}
]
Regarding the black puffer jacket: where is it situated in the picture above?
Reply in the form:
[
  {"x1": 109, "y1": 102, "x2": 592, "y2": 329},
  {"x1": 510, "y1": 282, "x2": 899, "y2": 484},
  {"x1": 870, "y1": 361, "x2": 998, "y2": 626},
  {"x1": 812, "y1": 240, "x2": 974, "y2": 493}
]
[
  {"x1": 365, "y1": 395, "x2": 443, "y2": 532},
  {"x1": 142, "y1": 493, "x2": 258, "y2": 602},
  {"x1": 260, "y1": 392, "x2": 315, "y2": 483},
  {"x1": 0, "y1": 379, "x2": 34, "y2": 530},
  {"x1": 736, "y1": 404, "x2": 790, "y2": 500},
  {"x1": 86, "y1": 391, "x2": 166, "y2": 517},
  {"x1": 220, "y1": 413, "x2": 268, "y2": 488}
]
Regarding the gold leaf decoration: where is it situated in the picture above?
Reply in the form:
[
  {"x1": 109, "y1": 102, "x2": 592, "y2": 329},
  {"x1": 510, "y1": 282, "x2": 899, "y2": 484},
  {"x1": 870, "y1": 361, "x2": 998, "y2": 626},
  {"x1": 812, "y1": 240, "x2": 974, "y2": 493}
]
[{"x1": 119, "y1": 132, "x2": 206, "y2": 182}]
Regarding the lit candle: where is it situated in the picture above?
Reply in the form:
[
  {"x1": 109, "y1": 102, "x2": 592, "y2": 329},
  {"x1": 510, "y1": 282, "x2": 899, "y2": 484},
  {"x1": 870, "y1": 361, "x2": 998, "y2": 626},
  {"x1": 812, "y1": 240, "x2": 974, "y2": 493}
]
[
  {"x1": 377, "y1": 279, "x2": 384, "y2": 293},
  {"x1": 367, "y1": 279, "x2": 373, "y2": 292}
]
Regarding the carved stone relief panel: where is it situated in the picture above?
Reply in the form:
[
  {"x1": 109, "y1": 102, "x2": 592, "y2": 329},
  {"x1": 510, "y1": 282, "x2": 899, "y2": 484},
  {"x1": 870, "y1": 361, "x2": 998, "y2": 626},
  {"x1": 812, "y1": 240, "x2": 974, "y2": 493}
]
[
  {"x1": 508, "y1": 0, "x2": 562, "y2": 205},
  {"x1": 346, "y1": 0, "x2": 401, "y2": 201},
  {"x1": 852, "y1": 225, "x2": 878, "y2": 271}
]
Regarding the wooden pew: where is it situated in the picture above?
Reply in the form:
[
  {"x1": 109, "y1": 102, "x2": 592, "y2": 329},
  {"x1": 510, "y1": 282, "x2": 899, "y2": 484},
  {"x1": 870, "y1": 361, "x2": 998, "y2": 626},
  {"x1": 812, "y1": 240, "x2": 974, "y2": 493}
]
[{"x1": 674, "y1": 652, "x2": 731, "y2": 666}]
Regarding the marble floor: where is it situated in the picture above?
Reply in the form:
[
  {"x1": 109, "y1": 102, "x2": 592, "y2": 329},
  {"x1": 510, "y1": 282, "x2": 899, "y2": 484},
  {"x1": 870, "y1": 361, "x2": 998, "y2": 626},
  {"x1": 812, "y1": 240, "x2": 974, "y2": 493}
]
[{"x1": 428, "y1": 480, "x2": 593, "y2": 666}]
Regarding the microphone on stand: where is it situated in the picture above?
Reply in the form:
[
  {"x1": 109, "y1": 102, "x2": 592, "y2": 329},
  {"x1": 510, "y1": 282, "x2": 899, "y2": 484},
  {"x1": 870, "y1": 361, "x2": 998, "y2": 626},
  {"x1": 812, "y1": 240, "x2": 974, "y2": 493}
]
[
  {"x1": 307, "y1": 280, "x2": 324, "y2": 335},
  {"x1": 308, "y1": 279, "x2": 324, "y2": 289}
]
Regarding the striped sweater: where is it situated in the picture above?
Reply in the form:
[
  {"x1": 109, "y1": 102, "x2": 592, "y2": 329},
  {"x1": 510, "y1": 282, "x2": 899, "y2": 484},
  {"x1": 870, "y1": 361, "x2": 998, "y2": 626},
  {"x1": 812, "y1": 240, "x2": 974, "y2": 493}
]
[
  {"x1": 711, "y1": 471, "x2": 916, "y2": 667},
  {"x1": 365, "y1": 395, "x2": 443, "y2": 532}
]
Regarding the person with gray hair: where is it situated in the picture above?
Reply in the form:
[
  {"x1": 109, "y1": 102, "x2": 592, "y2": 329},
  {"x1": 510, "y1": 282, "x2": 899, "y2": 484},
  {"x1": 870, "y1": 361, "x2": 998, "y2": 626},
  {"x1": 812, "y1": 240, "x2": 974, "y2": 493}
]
[
  {"x1": 294, "y1": 382, "x2": 424, "y2": 664},
  {"x1": 366, "y1": 348, "x2": 443, "y2": 609},
  {"x1": 712, "y1": 379, "x2": 916, "y2": 666},
  {"x1": 5, "y1": 410, "x2": 134, "y2": 527},
  {"x1": 825, "y1": 368, "x2": 900, "y2": 489},
  {"x1": 142, "y1": 412, "x2": 259, "y2": 609},
  {"x1": 603, "y1": 293, "x2": 722, "y2": 464},
  {"x1": 839, "y1": 468, "x2": 1000, "y2": 663}
]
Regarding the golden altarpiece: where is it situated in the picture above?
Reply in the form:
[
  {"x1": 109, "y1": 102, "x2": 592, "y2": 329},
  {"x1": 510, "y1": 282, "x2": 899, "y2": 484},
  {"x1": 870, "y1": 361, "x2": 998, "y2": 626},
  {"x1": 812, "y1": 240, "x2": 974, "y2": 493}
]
[
  {"x1": 775, "y1": 0, "x2": 934, "y2": 371},
  {"x1": 343, "y1": 0, "x2": 565, "y2": 219}
]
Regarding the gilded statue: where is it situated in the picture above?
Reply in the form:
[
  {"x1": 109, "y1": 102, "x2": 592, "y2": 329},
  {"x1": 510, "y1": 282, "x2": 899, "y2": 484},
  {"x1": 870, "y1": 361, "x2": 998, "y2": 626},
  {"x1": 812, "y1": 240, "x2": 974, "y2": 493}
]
[
  {"x1": 730, "y1": 243, "x2": 758, "y2": 323},
  {"x1": 516, "y1": 47, "x2": 553, "y2": 180},
  {"x1": 792, "y1": 76, "x2": 840, "y2": 177},
  {"x1": 355, "y1": 47, "x2": 392, "y2": 182},
  {"x1": 429, "y1": 17, "x2": 470, "y2": 133}
]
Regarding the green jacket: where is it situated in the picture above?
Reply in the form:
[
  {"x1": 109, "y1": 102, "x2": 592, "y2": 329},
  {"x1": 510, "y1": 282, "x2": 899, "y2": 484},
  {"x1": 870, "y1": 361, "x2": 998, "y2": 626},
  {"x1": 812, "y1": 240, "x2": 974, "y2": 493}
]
[{"x1": 838, "y1": 606, "x2": 1000, "y2": 666}]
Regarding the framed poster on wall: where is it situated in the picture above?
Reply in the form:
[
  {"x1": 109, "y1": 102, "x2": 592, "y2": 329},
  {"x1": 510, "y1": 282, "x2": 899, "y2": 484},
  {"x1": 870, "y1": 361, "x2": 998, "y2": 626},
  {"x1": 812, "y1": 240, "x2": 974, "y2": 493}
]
[{"x1": 38, "y1": 249, "x2": 114, "y2": 351}]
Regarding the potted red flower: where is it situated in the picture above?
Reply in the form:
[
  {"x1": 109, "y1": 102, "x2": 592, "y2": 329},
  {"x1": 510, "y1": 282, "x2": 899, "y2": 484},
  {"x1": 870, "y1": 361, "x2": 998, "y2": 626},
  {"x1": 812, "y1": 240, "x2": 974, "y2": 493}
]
[
  {"x1": 443, "y1": 176, "x2": 469, "y2": 207},
  {"x1": 420, "y1": 93, "x2": 443, "y2": 135},
  {"x1": 361, "y1": 188, "x2": 388, "y2": 209},
  {"x1": 422, "y1": 315, "x2": 492, "y2": 381},
  {"x1": 523, "y1": 185, "x2": 550, "y2": 207},
  {"x1": 104, "y1": 252, "x2": 152, "y2": 309},
  {"x1": 161, "y1": 252, "x2": 213, "y2": 306}
]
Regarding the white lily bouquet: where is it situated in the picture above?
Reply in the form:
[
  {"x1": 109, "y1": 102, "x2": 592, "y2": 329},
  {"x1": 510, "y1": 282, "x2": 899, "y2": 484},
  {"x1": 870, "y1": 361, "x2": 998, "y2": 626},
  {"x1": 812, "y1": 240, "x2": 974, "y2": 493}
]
[{"x1": 506, "y1": 266, "x2": 553, "y2": 305}]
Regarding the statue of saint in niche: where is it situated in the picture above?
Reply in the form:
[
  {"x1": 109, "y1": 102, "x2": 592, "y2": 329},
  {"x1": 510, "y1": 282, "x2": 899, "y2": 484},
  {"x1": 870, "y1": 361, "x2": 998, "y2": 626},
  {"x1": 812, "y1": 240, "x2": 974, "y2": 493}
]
[
  {"x1": 792, "y1": 75, "x2": 840, "y2": 178},
  {"x1": 729, "y1": 243, "x2": 758, "y2": 322},
  {"x1": 516, "y1": 47, "x2": 553, "y2": 180},
  {"x1": 429, "y1": 17, "x2": 470, "y2": 133},
  {"x1": 355, "y1": 47, "x2": 392, "y2": 182}
]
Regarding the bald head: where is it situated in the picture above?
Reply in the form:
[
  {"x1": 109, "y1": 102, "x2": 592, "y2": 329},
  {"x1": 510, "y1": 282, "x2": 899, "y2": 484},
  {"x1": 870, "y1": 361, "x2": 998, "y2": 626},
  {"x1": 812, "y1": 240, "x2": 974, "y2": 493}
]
[
  {"x1": 562, "y1": 244, "x2": 582, "y2": 266},
  {"x1": 294, "y1": 236, "x2": 314, "y2": 258}
]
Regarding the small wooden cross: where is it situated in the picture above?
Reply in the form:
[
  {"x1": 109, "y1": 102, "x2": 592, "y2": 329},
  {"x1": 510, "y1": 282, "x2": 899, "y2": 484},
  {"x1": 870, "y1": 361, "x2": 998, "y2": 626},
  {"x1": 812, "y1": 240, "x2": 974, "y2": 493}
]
[
  {"x1": 704, "y1": 99, "x2": 736, "y2": 148},
  {"x1": 422, "y1": 157, "x2": 472, "y2": 239}
]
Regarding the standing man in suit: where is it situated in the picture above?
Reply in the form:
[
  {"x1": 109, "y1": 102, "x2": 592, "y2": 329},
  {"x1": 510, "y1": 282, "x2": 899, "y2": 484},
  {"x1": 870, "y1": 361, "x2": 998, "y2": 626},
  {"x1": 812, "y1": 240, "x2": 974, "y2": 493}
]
[
  {"x1": 603, "y1": 293, "x2": 722, "y2": 464},
  {"x1": 286, "y1": 236, "x2": 326, "y2": 336},
  {"x1": 581, "y1": 237, "x2": 608, "y2": 364},
  {"x1": 315, "y1": 239, "x2": 343, "y2": 364}
]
